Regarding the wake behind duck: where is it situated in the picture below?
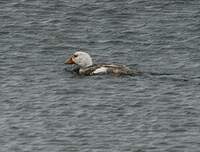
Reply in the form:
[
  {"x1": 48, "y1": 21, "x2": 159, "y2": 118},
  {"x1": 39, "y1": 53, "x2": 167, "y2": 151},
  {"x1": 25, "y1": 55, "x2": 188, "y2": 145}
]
[{"x1": 64, "y1": 51, "x2": 141, "y2": 76}]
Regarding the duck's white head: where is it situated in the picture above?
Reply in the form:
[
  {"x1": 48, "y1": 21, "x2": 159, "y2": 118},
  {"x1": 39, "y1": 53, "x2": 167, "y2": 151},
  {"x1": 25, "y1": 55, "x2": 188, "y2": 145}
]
[{"x1": 64, "y1": 51, "x2": 93, "y2": 68}]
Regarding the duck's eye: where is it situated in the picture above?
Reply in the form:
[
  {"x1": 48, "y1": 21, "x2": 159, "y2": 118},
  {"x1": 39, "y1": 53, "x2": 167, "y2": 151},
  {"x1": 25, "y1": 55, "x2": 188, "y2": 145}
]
[{"x1": 73, "y1": 54, "x2": 78, "y2": 58}]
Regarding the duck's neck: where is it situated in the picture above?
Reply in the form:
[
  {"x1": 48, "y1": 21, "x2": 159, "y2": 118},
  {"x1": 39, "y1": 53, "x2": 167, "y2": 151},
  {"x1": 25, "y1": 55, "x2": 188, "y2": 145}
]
[
  {"x1": 84, "y1": 62, "x2": 93, "y2": 67},
  {"x1": 79, "y1": 60, "x2": 93, "y2": 68}
]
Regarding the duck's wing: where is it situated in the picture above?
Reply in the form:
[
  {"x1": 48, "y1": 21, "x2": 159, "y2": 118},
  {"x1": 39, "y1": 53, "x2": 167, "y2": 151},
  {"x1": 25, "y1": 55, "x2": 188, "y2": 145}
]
[
  {"x1": 79, "y1": 64, "x2": 142, "y2": 76},
  {"x1": 103, "y1": 64, "x2": 142, "y2": 76},
  {"x1": 79, "y1": 64, "x2": 104, "y2": 75}
]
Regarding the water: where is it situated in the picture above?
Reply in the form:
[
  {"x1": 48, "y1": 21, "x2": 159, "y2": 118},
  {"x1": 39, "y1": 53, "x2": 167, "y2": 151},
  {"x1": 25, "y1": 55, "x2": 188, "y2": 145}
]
[{"x1": 1, "y1": 0, "x2": 200, "y2": 151}]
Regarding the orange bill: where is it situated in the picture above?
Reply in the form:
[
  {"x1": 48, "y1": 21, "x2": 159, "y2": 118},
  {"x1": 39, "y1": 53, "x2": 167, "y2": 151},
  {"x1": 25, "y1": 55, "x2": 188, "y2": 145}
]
[{"x1": 64, "y1": 57, "x2": 75, "y2": 64}]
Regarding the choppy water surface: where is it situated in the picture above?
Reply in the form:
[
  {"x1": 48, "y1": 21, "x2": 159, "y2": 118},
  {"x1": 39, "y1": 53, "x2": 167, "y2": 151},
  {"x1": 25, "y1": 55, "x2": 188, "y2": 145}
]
[{"x1": 1, "y1": 0, "x2": 200, "y2": 151}]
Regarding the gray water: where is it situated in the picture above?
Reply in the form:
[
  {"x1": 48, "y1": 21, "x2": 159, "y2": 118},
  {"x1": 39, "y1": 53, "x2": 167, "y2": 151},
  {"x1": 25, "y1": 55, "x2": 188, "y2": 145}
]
[{"x1": 1, "y1": 0, "x2": 200, "y2": 152}]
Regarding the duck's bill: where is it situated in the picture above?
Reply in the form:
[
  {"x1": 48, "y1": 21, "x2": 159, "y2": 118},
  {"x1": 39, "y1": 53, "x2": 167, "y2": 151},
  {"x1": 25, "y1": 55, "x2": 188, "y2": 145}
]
[{"x1": 64, "y1": 57, "x2": 75, "y2": 64}]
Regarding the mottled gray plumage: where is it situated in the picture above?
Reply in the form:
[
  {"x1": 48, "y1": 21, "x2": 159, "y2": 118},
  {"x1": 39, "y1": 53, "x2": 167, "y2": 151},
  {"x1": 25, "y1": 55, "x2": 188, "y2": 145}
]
[{"x1": 74, "y1": 64, "x2": 142, "y2": 76}]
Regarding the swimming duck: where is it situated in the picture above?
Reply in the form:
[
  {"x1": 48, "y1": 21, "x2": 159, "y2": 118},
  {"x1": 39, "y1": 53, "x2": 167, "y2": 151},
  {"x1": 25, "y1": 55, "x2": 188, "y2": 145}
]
[{"x1": 64, "y1": 51, "x2": 141, "y2": 76}]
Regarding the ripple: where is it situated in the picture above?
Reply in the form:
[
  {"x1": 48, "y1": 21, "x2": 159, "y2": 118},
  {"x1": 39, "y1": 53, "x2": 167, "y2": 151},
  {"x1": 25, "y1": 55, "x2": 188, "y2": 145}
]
[{"x1": 1, "y1": 0, "x2": 200, "y2": 151}]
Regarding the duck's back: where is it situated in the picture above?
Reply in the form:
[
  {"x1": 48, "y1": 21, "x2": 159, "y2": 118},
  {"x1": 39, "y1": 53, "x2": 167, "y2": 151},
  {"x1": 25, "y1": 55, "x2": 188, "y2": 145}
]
[{"x1": 78, "y1": 64, "x2": 142, "y2": 76}]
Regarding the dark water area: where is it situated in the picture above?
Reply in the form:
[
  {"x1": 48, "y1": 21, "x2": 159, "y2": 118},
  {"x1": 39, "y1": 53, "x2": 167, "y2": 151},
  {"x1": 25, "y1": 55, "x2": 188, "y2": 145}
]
[{"x1": 1, "y1": 0, "x2": 200, "y2": 151}]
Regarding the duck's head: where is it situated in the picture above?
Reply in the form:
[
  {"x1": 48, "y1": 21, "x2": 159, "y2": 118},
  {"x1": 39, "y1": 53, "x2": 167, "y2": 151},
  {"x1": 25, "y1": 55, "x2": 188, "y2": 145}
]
[{"x1": 64, "y1": 51, "x2": 93, "y2": 68}]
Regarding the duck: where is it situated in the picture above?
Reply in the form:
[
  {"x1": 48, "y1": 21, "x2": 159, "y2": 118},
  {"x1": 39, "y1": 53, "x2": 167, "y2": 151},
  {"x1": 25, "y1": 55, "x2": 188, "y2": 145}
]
[{"x1": 64, "y1": 51, "x2": 142, "y2": 76}]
